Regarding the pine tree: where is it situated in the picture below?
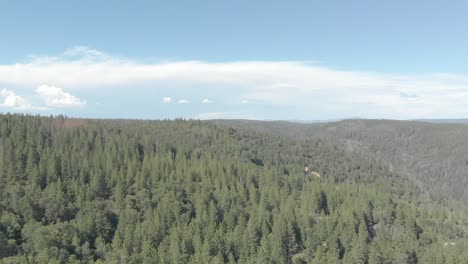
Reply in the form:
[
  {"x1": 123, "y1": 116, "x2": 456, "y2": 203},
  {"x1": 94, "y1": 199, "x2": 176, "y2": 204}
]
[{"x1": 351, "y1": 220, "x2": 369, "y2": 264}]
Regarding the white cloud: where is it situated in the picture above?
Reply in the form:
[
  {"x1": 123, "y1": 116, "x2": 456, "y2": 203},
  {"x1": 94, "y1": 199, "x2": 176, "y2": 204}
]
[
  {"x1": 36, "y1": 85, "x2": 86, "y2": 107},
  {"x1": 177, "y1": 99, "x2": 190, "y2": 104},
  {"x1": 201, "y1": 98, "x2": 213, "y2": 103},
  {"x1": 162, "y1": 97, "x2": 172, "y2": 103},
  {"x1": 241, "y1": 100, "x2": 249, "y2": 104},
  {"x1": 2, "y1": 46, "x2": 468, "y2": 118},
  {"x1": 0, "y1": 89, "x2": 32, "y2": 109}
]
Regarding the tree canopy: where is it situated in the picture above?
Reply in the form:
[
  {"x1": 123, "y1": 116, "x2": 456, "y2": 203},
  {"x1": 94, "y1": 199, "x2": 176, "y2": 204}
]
[{"x1": 0, "y1": 114, "x2": 466, "y2": 263}]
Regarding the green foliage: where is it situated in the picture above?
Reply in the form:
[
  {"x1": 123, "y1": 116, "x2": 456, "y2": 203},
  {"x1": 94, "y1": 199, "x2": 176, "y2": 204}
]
[{"x1": 0, "y1": 114, "x2": 466, "y2": 263}]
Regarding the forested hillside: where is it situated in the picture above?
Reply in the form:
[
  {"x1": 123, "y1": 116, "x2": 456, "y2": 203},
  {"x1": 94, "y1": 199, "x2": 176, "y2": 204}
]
[
  {"x1": 0, "y1": 114, "x2": 467, "y2": 263},
  {"x1": 313, "y1": 120, "x2": 468, "y2": 203},
  {"x1": 213, "y1": 119, "x2": 468, "y2": 204}
]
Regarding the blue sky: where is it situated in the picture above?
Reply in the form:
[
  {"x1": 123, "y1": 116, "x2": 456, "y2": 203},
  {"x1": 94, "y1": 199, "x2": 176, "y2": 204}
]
[{"x1": 1, "y1": 0, "x2": 468, "y2": 120}]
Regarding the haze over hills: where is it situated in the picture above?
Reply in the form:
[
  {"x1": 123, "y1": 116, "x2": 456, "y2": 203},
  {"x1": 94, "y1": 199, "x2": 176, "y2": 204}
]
[
  {"x1": 265, "y1": 118, "x2": 468, "y2": 125},
  {"x1": 212, "y1": 119, "x2": 468, "y2": 204},
  {"x1": 414, "y1": 119, "x2": 468, "y2": 124}
]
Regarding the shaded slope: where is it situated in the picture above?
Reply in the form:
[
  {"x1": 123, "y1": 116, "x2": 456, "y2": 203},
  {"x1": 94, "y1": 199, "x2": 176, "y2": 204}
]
[{"x1": 211, "y1": 119, "x2": 468, "y2": 203}]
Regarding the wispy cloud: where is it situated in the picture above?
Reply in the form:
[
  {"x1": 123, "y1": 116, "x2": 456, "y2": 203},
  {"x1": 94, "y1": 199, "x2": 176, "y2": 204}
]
[
  {"x1": 177, "y1": 99, "x2": 190, "y2": 104},
  {"x1": 201, "y1": 98, "x2": 213, "y2": 104},
  {"x1": 2, "y1": 46, "x2": 468, "y2": 118}
]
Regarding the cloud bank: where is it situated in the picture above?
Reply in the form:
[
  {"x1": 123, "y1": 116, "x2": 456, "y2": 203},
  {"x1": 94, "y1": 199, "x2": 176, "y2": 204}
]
[
  {"x1": 0, "y1": 85, "x2": 85, "y2": 110},
  {"x1": 1, "y1": 46, "x2": 468, "y2": 118}
]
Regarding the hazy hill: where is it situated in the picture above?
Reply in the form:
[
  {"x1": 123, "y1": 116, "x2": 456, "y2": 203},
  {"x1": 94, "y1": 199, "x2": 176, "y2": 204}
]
[
  {"x1": 212, "y1": 119, "x2": 468, "y2": 203},
  {"x1": 415, "y1": 119, "x2": 468, "y2": 124}
]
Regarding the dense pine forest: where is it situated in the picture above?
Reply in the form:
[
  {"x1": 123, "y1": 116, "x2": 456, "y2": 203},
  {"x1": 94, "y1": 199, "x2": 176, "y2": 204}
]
[{"x1": 0, "y1": 114, "x2": 467, "y2": 263}]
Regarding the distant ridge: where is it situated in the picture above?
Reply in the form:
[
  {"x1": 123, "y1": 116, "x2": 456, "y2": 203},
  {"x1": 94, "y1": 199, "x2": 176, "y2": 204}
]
[
  {"x1": 212, "y1": 118, "x2": 468, "y2": 203},
  {"x1": 414, "y1": 118, "x2": 468, "y2": 124},
  {"x1": 290, "y1": 118, "x2": 468, "y2": 125}
]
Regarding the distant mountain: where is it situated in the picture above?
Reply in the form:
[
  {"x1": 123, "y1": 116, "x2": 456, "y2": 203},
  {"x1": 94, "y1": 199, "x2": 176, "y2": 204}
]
[
  {"x1": 414, "y1": 118, "x2": 468, "y2": 124},
  {"x1": 314, "y1": 119, "x2": 468, "y2": 203},
  {"x1": 212, "y1": 119, "x2": 468, "y2": 203}
]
